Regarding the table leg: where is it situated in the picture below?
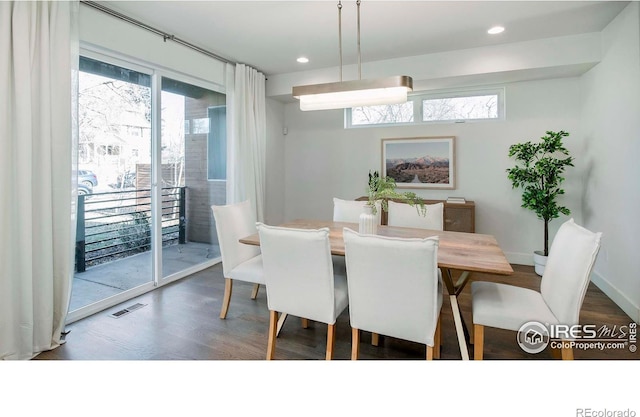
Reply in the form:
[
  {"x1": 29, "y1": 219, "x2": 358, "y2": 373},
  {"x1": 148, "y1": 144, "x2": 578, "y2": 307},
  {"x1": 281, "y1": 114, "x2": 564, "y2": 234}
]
[
  {"x1": 462, "y1": 312, "x2": 472, "y2": 344},
  {"x1": 276, "y1": 313, "x2": 288, "y2": 337},
  {"x1": 443, "y1": 268, "x2": 473, "y2": 332},
  {"x1": 450, "y1": 294, "x2": 470, "y2": 360}
]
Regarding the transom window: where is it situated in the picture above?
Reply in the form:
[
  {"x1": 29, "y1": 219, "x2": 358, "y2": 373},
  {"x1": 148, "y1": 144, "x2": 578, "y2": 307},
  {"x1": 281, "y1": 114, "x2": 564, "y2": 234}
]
[{"x1": 346, "y1": 87, "x2": 504, "y2": 128}]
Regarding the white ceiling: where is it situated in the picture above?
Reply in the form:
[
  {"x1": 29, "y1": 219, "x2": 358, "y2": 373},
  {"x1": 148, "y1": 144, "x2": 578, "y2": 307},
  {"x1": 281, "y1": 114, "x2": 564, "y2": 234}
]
[{"x1": 99, "y1": 0, "x2": 629, "y2": 76}]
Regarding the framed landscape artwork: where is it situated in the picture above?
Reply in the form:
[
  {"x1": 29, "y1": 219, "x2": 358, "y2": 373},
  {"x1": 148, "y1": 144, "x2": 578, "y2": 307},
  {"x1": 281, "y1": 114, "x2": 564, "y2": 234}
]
[{"x1": 381, "y1": 136, "x2": 456, "y2": 189}]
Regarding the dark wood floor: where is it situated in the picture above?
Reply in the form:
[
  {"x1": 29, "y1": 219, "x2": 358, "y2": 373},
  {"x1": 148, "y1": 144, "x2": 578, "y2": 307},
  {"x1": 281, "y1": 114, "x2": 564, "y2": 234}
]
[{"x1": 35, "y1": 263, "x2": 638, "y2": 360}]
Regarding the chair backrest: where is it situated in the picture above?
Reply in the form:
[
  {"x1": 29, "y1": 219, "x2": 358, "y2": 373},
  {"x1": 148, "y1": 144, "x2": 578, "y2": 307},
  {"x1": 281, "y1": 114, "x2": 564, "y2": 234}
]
[
  {"x1": 256, "y1": 223, "x2": 338, "y2": 324},
  {"x1": 333, "y1": 198, "x2": 381, "y2": 224},
  {"x1": 387, "y1": 201, "x2": 444, "y2": 230},
  {"x1": 343, "y1": 227, "x2": 441, "y2": 346},
  {"x1": 540, "y1": 218, "x2": 602, "y2": 326},
  {"x1": 211, "y1": 201, "x2": 260, "y2": 278}
]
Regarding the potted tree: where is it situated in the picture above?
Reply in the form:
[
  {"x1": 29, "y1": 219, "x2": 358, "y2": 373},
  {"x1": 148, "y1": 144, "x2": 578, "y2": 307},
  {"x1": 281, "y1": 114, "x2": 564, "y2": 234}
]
[
  {"x1": 506, "y1": 130, "x2": 574, "y2": 275},
  {"x1": 360, "y1": 171, "x2": 426, "y2": 234}
]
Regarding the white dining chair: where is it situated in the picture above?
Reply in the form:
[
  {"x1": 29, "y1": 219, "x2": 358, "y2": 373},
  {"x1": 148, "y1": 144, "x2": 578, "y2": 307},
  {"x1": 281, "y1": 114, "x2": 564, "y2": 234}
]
[
  {"x1": 388, "y1": 200, "x2": 444, "y2": 230},
  {"x1": 211, "y1": 201, "x2": 264, "y2": 319},
  {"x1": 256, "y1": 222, "x2": 349, "y2": 360},
  {"x1": 331, "y1": 197, "x2": 381, "y2": 275},
  {"x1": 471, "y1": 218, "x2": 602, "y2": 360},
  {"x1": 378, "y1": 200, "x2": 444, "y2": 347},
  {"x1": 343, "y1": 228, "x2": 443, "y2": 360},
  {"x1": 332, "y1": 197, "x2": 381, "y2": 224}
]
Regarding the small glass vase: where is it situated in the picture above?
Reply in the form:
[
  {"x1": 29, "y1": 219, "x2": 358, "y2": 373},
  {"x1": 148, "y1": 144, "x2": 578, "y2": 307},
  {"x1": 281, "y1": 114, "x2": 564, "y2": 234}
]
[{"x1": 359, "y1": 204, "x2": 377, "y2": 235}]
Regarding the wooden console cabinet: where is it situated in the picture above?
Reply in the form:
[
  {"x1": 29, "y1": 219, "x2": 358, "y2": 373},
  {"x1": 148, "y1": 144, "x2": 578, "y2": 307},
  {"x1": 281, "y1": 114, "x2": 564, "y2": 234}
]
[{"x1": 356, "y1": 197, "x2": 475, "y2": 233}]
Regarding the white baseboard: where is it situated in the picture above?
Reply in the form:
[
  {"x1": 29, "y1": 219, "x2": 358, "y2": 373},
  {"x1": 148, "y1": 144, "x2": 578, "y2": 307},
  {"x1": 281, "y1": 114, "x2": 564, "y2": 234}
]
[{"x1": 590, "y1": 270, "x2": 640, "y2": 324}]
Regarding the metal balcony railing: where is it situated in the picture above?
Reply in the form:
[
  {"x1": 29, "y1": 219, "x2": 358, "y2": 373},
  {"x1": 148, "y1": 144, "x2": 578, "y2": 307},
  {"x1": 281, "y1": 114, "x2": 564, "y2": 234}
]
[{"x1": 75, "y1": 187, "x2": 186, "y2": 272}]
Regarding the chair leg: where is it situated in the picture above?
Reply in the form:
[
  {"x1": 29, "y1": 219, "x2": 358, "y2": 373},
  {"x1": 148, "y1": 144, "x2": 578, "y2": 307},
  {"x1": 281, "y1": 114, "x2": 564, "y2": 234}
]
[
  {"x1": 434, "y1": 314, "x2": 442, "y2": 359},
  {"x1": 326, "y1": 324, "x2": 336, "y2": 360},
  {"x1": 371, "y1": 332, "x2": 380, "y2": 346},
  {"x1": 561, "y1": 341, "x2": 574, "y2": 360},
  {"x1": 426, "y1": 345, "x2": 434, "y2": 360},
  {"x1": 266, "y1": 310, "x2": 278, "y2": 360},
  {"x1": 251, "y1": 283, "x2": 260, "y2": 300},
  {"x1": 219, "y1": 278, "x2": 233, "y2": 319},
  {"x1": 301, "y1": 318, "x2": 309, "y2": 328},
  {"x1": 351, "y1": 328, "x2": 360, "y2": 360},
  {"x1": 473, "y1": 324, "x2": 484, "y2": 360}
]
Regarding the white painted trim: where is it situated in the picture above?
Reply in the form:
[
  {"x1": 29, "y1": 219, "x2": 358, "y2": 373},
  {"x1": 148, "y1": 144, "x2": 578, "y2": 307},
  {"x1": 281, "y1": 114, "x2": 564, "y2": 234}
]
[{"x1": 590, "y1": 270, "x2": 640, "y2": 324}]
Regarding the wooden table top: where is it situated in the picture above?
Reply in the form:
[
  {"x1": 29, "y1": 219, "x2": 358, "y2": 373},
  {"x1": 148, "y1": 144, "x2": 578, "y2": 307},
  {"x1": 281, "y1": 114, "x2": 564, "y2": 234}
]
[{"x1": 240, "y1": 219, "x2": 513, "y2": 276}]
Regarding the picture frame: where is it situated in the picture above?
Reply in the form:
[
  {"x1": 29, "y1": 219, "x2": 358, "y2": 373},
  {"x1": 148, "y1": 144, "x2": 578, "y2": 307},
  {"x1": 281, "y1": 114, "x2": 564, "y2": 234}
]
[{"x1": 381, "y1": 136, "x2": 456, "y2": 189}]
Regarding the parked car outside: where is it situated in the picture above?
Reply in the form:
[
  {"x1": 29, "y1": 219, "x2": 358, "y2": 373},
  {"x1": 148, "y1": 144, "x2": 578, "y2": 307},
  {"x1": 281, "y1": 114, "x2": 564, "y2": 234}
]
[
  {"x1": 79, "y1": 170, "x2": 98, "y2": 187},
  {"x1": 77, "y1": 183, "x2": 93, "y2": 197}
]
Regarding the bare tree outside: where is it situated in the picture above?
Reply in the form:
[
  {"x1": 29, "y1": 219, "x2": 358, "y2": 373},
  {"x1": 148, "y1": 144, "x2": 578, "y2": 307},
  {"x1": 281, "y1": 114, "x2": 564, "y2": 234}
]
[
  {"x1": 79, "y1": 71, "x2": 152, "y2": 187},
  {"x1": 79, "y1": 70, "x2": 188, "y2": 190},
  {"x1": 351, "y1": 102, "x2": 414, "y2": 125},
  {"x1": 349, "y1": 91, "x2": 500, "y2": 127},
  {"x1": 423, "y1": 94, "x2": 498, "y2": 121}
]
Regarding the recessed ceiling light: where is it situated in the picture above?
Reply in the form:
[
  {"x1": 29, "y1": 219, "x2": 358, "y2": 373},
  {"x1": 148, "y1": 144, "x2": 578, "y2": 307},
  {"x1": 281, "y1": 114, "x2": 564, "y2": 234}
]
[
  {"x1": 488, "y1": 26, "x2": 505, "y2": 35},
  {"x1": 296, "y1": 57, "x2": 309, "y2": 63}
]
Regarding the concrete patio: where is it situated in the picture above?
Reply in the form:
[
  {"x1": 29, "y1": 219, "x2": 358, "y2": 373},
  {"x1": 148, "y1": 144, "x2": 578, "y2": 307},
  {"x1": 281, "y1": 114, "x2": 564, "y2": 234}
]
[{"x1": 69, "y1": 242, "x2": 220, "y2": 311}]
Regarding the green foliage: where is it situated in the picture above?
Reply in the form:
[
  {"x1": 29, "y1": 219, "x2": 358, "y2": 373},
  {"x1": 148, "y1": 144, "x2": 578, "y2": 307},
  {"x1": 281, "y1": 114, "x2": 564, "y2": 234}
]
[
  {"x1": 117, "y1": 211, "x2": 151, "y2": 250},
  {"x1": 367, "y1": 170, "x2": 426, "y2": 216},
  {"x1": 506, "y1": 130, "x2": 574, "y2": 255}
]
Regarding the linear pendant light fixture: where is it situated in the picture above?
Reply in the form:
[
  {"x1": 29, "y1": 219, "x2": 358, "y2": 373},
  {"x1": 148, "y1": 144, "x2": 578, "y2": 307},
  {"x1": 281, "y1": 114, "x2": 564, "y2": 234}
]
[{"x1": 292, "y1": 0, "x2": 413, "y2": 111}]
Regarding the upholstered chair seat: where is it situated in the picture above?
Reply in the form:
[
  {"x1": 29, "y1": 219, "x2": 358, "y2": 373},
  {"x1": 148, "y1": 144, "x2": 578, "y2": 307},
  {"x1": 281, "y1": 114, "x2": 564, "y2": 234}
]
[
  {"x1": 471, "y1": 218, "x2": 602, "y2": 360},
  {"x1": 226, "y1": 254, "x2": 263, "y2": 285},
  {"x1": 472, "y1": 283, "x2": 559, "y2": 331}
]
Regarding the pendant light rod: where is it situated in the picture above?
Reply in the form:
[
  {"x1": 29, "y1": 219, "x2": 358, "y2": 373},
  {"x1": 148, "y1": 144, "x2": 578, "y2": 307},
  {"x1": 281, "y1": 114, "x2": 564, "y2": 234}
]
[
  {"x1": 338, "y1": 1, "x2": 343, "y2": 82},
  {"x1": 357, "y1": 0, "x2": 361, "y2": 80},
  {"x1": 292, "y1": 0, "x2": 413, "y2": 111}
]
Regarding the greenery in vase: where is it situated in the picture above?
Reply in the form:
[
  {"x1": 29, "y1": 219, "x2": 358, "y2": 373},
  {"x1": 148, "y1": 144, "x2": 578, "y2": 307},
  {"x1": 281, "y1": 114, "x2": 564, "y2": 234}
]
[
  {"x1": 506, "y1": 130, "x2": 574, "y2": 257},
  {"x1": 367, "y1": 171, "x2": 426, "y2": 216}
]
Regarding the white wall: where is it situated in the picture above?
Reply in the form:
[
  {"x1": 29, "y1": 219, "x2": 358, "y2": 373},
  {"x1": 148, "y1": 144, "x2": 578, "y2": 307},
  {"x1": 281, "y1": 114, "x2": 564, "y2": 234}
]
[
  {"x1": 282, "y1": 77, "x2": 583, "y2": 265},
  {"x1": 580, "y1": 2, "x2": 640, "y2": 323}
]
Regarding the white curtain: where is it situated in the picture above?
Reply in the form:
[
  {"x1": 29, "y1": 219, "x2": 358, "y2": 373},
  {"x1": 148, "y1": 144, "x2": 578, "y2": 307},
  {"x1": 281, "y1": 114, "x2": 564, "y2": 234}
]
[
  {"x1": 225, "y1": 63, "x2": 266, "y2": 221},
  {"x1": 0, "y1": 1, "x2": 78, "y2": 360}
]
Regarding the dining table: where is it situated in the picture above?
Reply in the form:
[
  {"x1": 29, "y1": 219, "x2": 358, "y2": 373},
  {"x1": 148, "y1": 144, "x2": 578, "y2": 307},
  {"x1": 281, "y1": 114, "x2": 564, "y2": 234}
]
[{"x1": 239, "y1": 219, "x2": 514, "y2": 360}]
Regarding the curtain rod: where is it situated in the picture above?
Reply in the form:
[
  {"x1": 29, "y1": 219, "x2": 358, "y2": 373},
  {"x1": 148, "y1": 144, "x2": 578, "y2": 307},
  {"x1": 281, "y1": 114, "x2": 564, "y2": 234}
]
[{"x1": 80, "y1": 1, "x2": 265, "y2": 75}]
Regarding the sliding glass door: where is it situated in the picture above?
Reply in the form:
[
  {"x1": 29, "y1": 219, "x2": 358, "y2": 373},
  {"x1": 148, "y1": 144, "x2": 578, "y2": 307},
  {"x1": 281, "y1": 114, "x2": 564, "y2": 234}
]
[
  {"x1": 159, "y1": 77, "x2": 226, "y2": 279},
  {"x1": 72, "y1": 55, "x2": 154, "y2": 313},
  {"x1": 69, "y1": 51, "x2": 226, "y2": 321}
]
